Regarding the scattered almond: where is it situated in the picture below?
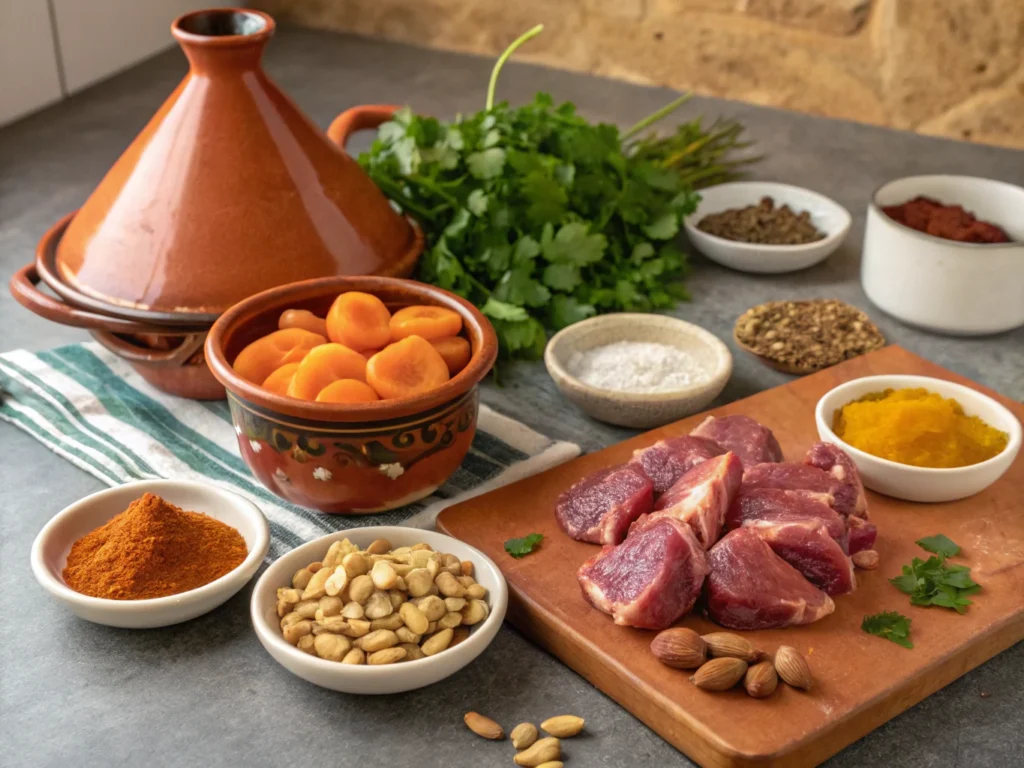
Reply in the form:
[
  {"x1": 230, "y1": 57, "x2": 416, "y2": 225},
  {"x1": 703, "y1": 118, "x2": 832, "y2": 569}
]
[
  {"x1": 540, "y1": 715, "x2": 584, "y2": 738},
  {"x1": 852, "y1": 549, "x2": 880, "y2": 570},
  {"x1": 535, "y1": 763, "x2": 563, "y2": 768},
  {"x1": 651, "y1": 627, "x2": 707, "y2": 669},
  {"x1": 514, "y1": 737, "x2": 561, "y2": 767},
  {"x1": 510, "y1": 722, "x2": 538, "y2": 750},
  {"x1": 744, "y1": 660, "x2": 778, "y2": 698},
  {"x1": 702, "y1": 632, "x2": 762, "y2": 662},
  {"x1": 464, "y1": 711, "x2": 504, "y2": 740},
  {"x1": 774, "y1": 645, "x2": 813, "y2": 690},
  {"x1": 690, "y1": 657, "x2": 748, "y2": 691}
]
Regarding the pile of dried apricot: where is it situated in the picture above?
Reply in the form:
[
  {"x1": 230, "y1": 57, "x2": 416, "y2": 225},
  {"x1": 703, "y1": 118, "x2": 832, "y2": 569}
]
[{"x1": 233, "y1": 292, "x2": 472, "y2": 404}]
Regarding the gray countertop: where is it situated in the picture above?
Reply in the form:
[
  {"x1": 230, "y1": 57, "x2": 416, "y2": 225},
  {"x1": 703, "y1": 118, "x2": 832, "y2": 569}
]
[{"x1": 1, "y1": 26, "x2": 1021, "y2": 768}]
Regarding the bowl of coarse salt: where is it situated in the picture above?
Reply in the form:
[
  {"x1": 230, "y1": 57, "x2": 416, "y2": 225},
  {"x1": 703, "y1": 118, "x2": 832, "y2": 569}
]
[{"x1": 544, "y1": 313, "x2": 732, "y2": 429}]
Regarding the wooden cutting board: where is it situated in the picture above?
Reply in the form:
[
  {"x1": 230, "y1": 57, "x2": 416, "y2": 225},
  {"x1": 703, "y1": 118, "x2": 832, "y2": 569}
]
[{"x1": 437, "y1": 346, "x2": 1024, "y2": 767}]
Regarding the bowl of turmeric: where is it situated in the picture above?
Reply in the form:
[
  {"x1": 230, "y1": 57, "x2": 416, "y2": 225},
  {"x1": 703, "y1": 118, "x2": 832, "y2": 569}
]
[
  {"x1": 815, "y1": 375, "x2": 1021, "y2": 502},
  {"x1": 205, "y1": 276, "x2": 498, "y2": 513}
]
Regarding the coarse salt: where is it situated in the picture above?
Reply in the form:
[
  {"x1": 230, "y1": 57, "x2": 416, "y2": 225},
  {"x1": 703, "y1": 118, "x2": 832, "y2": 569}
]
[{"x1": 567, "y1": 340, "x2": 709, "y2": 394}]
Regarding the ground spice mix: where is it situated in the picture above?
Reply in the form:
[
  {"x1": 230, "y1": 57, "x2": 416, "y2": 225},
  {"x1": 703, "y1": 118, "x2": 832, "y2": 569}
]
[{"x1": 62, "y1": 493, "x2": 248, "y2": 600}]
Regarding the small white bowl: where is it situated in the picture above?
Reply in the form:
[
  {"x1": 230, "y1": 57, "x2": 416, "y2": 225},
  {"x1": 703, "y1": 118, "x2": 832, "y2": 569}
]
[
  {"x1": 544, "y1": 313, "x2": 732, "y2": 429},
  {"x1": 862, "y1": 175, "x2": 1024, "y2": 335},
  {"x1": 683, "y1": 181, "x2": 851, "y2": 274},
  {"x1": 815, "y1": 375, "x2": 1021, "y2": 502},
  {"x1": 31, "y1": 480, "x2": 270, "y2": 628},
  {"x1": 251, "y1": 527, "x2": 507, "y2": 694}
]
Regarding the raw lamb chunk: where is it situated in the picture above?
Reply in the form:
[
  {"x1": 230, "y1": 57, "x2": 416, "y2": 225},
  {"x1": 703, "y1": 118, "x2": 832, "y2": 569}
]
[
  {"x1": 630, "y1": 436, "x2": 725, "y2": 495},
  {"x1": 578, "y1": 516, "x2": 709, "y2": 630},
  {"x1": 726, "y1": 488, "x2": 847, "y2": 548},
  {"x1": 847, "y1": 516, "x2": 878, "y2": 555},
  {"x1": 648, "y1": 453, "x2": 743, "y2": 548},
  {"x1": 690, "y1": 414, "x2": 784, "y2": 469},
  {"x1": 555, "y1": 465, "x2": 654, "y2": 545},
  {"x1": 747, "y1": 519, "x2": 856, "y2": 596},
  {"x1": 804, "y1": 441, "x2": 868, "y2": 518},
  {"x1": 742, "y1": 462, "x2": 860, "y2": 517},
  {"x1": 705, "y1": 528, "x2": 835, "y2": 630}
]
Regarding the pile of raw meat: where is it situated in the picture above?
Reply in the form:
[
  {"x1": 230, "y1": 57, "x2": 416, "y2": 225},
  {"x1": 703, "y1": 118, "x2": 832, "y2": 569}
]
[{"x1": 556, "y1": 415, "x2": 878, "y2": 631}]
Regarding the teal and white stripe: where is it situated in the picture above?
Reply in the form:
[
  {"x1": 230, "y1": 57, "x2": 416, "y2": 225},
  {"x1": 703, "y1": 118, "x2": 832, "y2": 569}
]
[{"x1": 0, "y1": 343, "x2": 579, "y2": 559}]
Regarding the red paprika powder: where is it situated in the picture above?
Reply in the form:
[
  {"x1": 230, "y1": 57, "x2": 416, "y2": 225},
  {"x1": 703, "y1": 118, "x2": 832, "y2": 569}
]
[{"x1": 882, "y1": 196, "x2": 1010, "y2": 244}]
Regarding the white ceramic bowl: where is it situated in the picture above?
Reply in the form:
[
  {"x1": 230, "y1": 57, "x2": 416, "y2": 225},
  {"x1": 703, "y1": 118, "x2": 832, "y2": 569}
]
[
  {"x1": 862, "y1": 175, "x2": 1024, "y2": 335},
  {"x1": 31, "y1": 480, "x2": 270, "y2": 628},
  {"x1": 544, "y1": 313, "x2": 732, "y2": 429},
  {"x1": 683, "y1": 181, "x2": 851, "y2": 273},
  {"x1": 815, "y1": 375, "x2": 1021, "y2": 502},
  {"x1": 251, "y1": 527, "x2": 507, "y2": 694}
]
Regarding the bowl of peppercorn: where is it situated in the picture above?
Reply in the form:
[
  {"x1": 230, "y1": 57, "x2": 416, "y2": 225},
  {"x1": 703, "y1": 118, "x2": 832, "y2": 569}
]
[{"x1": 683, "y1": 181, "x2": 851, "y2": 274}]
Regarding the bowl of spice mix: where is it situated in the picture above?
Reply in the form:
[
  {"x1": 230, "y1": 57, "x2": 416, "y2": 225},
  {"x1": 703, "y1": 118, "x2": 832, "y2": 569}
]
[
  {"x1": 544, "y1": 313, "x2": 732, "y2": 429},
  {"x1": 862, "y1": 175, "x2": 1024, "y2": 335},
  {"x1": 31, "y1": 480, "x2": 269, "y2": 628},
  {"x1": 816, "y1": 374, "x2": 1021, "y2": 503},
  {"x1": 683, "y1": 181, "x2": 852, "y2": 274}
]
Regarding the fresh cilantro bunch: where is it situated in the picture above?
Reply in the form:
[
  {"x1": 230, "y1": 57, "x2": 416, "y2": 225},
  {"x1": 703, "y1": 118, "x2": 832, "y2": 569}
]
[
  {"x1": 890, "y1": 535, "x2": 980, "y2": 614},
  {"x1": 359, "y1": 26, "x2": 699, "y2": 360}
]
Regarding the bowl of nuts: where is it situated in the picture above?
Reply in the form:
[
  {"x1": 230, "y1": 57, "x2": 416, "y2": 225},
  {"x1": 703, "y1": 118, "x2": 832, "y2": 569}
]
[{"x1": 250, "y1": 527, "x2": 507, "y2": 694}]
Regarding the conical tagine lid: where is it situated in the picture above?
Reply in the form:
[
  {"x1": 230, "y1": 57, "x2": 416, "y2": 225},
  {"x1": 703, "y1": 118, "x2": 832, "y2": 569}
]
[{"x1": 53, "y1": 9, "x2": 420, "y2": 321}]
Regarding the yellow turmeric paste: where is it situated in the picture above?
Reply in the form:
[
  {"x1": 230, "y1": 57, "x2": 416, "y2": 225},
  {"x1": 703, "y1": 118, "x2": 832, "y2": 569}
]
[{"x1": 833, "y1": 388, "x2": 1008, "y2": 468}]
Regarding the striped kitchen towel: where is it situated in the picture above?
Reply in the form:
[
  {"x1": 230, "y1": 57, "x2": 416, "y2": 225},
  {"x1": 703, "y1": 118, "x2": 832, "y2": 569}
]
[{"x1": 0, "y1": 343, "x2": 579, "y2": 559}]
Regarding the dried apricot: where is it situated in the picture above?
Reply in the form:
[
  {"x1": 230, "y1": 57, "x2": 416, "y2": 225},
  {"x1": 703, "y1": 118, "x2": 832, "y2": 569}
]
[
  {"x1": 262, "y1": 363, "x2": 300, "y2": 396},
  {"x1": 366, "y1": 335, "x2": 450, "y2": 399},
  {"x1": 430, "y1": 336, "x2": 472, "y2": 376},
  {"x1": 326, "y1": 292, "x2": 391, "y2": 350},
  {"x1": 316, "y1": 379, "x2": 380, "y2": 404},
  {"x1": 360, "y1": 347, "x2": 384, "y2": 361},
  {"x1": 287, "y1": 343, "x2": 368, "y2": 401},
  {"x1": 279, "y1": 308, "x2": 327, "y2": 337},
  {"x1": 389, "y1": 305, "x2": 462, "y2": 342},
  {"x1": 233, "y1": 328, "x2": 326, "y2": 384}
]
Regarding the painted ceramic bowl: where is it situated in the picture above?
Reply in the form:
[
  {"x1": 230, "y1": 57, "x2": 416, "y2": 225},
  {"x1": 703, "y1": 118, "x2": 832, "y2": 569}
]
[{"x1": 205, "y1": 277, "x2": 497, "y2": 513}]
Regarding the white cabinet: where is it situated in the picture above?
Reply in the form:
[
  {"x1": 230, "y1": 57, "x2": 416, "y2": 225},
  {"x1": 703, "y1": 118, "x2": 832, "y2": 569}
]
[{"x1": 0, "y1": 0, "x2": 63, "y2": 125}]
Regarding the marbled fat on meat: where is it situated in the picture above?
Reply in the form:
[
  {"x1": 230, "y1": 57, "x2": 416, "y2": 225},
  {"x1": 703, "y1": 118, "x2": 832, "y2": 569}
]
[
  {"x1": 726, "y1": 488, "x2": 847, "y2": 549},
  {"x1": 747, "y1": 519, "x2": 856, "y2": 596},
  {"x1": 705, "y1": 528, "x2": 835, "y2": 630},
  {"x1": 690, "y1": 414, "x2": 784, "y2": 470},
  {"x1": 804, "y1": 442, "x2": 868, "y2": 518},
  {"x1": 555, "y1": 465, "x2": 654, "y2": 545},
  {"x1": 629, "y1": 436, "x2": 725, "y2": 495},
  {"x1": 649, "y1": 452, "x2": 743, "y2": 548},
  {"x1": 742, "y1": 462, "x2": 860, "y2": 516},
  {"x1": 578, "y1": 516, "x2": 709, "y2": 630}
]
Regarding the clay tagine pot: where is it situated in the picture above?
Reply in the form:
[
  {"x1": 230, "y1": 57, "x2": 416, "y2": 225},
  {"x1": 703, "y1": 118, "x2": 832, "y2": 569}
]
[
  {"x1": 9, "y1": 8, "x2": 423, "y2": 400},
  {"x1": 205, "y1": 276, "x2": 498, "y2": 513}
]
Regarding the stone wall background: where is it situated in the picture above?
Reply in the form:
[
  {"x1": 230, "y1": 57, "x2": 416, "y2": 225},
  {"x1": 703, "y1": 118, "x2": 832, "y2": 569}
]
[{"x1": 254, "y1": 0, "x2": 1024, "y2": 150}]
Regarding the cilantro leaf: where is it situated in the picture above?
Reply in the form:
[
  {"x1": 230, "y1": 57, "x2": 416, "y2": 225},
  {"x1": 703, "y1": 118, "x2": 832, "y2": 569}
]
[
  {"x1": 550, "y1": 295, "x2": 596, "y2": 329},
  {"x1": 481, "y1": 297, "x2": 529, "y2": 322},
  {"x1": 467, "y1": 189, "x2": 489, "y2": 216},
  {"x1": 862, "y1": 611, "x2": 913, "y2": 648},
  {"x1": 889, "y1": 541, "x2": 981, "y2": 613},
  {"x1": 542, "y1": 223, "x2": 607, "y2": 265},
  {"x1": 916, "y1": 534, "x2": 960, "y2": 558},
  {"x1": 467, "y1": 148, "x2": 506, "y2": 179},
  {"x1": 504, "y1": 532, "x2": 543, "y2": 558},
  {"x1": 642, "y1": 211, "x2": 680, "y2": 240},
  {"x1": 542, "y1": 263, "x2": 581, "y2": 292}
]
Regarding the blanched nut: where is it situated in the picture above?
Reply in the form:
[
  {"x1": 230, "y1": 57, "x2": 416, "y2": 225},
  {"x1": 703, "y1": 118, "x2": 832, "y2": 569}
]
[
  {"x1": 449, "y1": 627, "x2": 470, "y2": 649},
  {"x1": 341, "y1": 552, "x2": 368, "y2": 579},
  {"x1": 410, "y1": 542, "x2": 433, "y2": 552},
  {"x1": 438, "y1": 612, "x2": 464, "y2": 630},
  {"x1": 409, "y1": 550, "x2": 436, "y2": 569},
  {"x1": 317, "y1": 617, "x2": 349, "y2": 634},
  {"x1": 301, "y1": 566, "x2": 332, "y2": 600},
  {"x1": 440, "y1": 553, "x2": 462, "y2": 575},
  {"x1": 394, "y1": 576, "x2": 408, "y2": 592},
  {"x1": 280, "y1": 612, "x2": 304, "y2": 630},
  {"x1": 399, "y1": 602, "x2": 430, "y2": 635},
  {"x1": 294, "y1": 600, "x2": 318, "y2": 619},
  {"x1": 348, "y1": 574, "x2": 374, "y2": 604},
  {"x1": 314, "y1": 633, "x2": 351, "y2": 661},
  {"x1": 405, "y1": 568, "x2": 434, "y2": 597},
  {"x1": 359, "y1": 629, "x2": 399, "y2": 653},
  {"x1": 466, "y1": 584, "x2": 487, "y2": 601},
  {"x1": 415, "y1": 595, "x2": 447, "y2": 622},
  {"x1": 322, "y1": 540, "x2": 346, "y2": 569},
  {"x1": 341, "y1": 648, "x2": 365, "y2": 665},
  {"x1": 370, "y1": 614, "x2": 404, "y2": 632},
  {"x1": 461, "y1": 599, "x2": 489, "y2": 626},
  {"x1": 422, "y1": 628, "x2": 454, "y2": 656},
  {"x1": 282, "y1": 620, "x2": 313, "y2": 645},
  {"x1": 444, "y1": 597, "x2": 467, "y2": 612},
  {"x1": 342, "y1": 619, "x2": 371, "y2": 638},
  {"x1": 364, "y1": 591, "x2": 394, "y2": 620},
  {"x1": 341, "y1": 601, "x2": 364, "y2": 619},
  {"x1": 391, "y1": 563, "x2": 413, "y2": 578},
  {"x1": 400, "y1": 642, "x2": 425, "y2": 661},
  {"x1": 276, "y1": 599, "x2": 294, "y2": 618},
  {"x1": 396, "y1": 626, "x2": 422, "y2": 644},
  {"x1": 307, "y1": 561, "x2": 323, "y2": 573},
  {"x1": 296, "y1": 634, "x2": 317, "y2": 656},
  {"x1": 435, "y1": 571, "x2": 464, "y2": 598},
  {"x1": 365, "y1": 538, "x2": 392, "y2": 555},
  {"x1": 426, "y1": 559, "x2": 441, "y2": 578},
  {"x1": 291, "y1": 568, "x2": 313, "y2": 591},
  {"x1": 371, "y1": 560, "x2": 399, "y2": 590},
  {"x1": 368, "y1": 647, "x2": 407, "y2": 665},
  {"x1": 319, "y1": 596, "x2": 343, "y2": 617},
  {"x1": 324, "y1": 566, "x2": 349, "y2": 597},
  {"x1": 277, "y1": 587, "x2": 302, "y2": 605},
  {"x1": 456, "y1": 575, "x2": 476, "y2": 589},
  {"x1": 426, "y1": 621, "x2": 437, "y2": 634},
  {"x1": 388, "y1": 590, "x2": 405, "y2": 610}
]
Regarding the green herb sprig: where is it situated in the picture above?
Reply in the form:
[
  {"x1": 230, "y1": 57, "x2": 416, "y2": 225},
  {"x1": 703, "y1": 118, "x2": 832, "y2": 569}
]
[
  {"x1": 504, "y1": 533, "x2": 544, "y2": 558},
  {"x1": 862, "y1": 611, "x2": 913, "y2": 648},
  {"x1": 890, "y1": 534, "x2": 980, "y2": 614}
]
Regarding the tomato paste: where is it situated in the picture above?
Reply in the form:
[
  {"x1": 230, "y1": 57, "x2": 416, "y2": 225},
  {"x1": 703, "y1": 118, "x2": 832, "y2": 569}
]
[{"x1": 882, "y1": 196, "x2": 1010, "y2": 244}]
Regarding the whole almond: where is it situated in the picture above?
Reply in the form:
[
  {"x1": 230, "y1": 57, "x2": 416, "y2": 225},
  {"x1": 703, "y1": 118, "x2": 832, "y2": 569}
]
[
  {"x1": 514, "y1": 737, "x2": 561, "y2": 767},
  {"x1": 702, "y1": 632, "x2": 762, "y2": 662},
  {"x1": 690, "y1": 657, "x2": 748, "y2": 691},
  {"x1": 774, "y1": 645, "x2": 813, "y2": 690},
  {"x1": 463, "y1": 711, "x2": 504, "y2": 740},
  {"x1": 510, "y1": 722, "x2": 538, "y2": 749},
  {"x1": 744, "y1": 660, "x2": 779, "y2": 698},
  {"x1": 651, "y1": 627, "x2": 707, "y2": 669},
  {"x1": 536, "y1": 763, "x2": 564, "y2": 768},
  {"x1": 540, "y1": 715, "x2": 584, "y2": 738},
  {"x1": 852, "y1": 549, "x2": 880, "y2": 570}
]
